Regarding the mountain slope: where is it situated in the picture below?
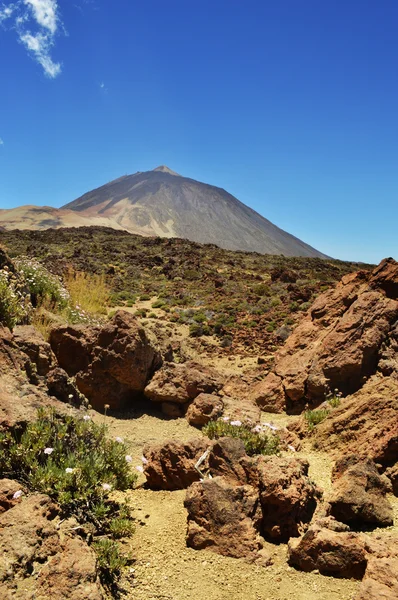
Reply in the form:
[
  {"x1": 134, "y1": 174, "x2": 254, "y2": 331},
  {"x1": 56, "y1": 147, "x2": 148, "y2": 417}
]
[
  {"x1": 0, "y1": 166, "x2": 326, "y2": 257},
  {"x1": 62, "y1": 166, "x2": 326, "y2": 257}
]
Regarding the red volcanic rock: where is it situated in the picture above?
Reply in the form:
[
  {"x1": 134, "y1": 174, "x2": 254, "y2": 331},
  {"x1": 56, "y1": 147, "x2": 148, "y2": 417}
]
[
  {"x1": 0, "y1": 494, "x2": 105, "y2": 599},
  {"x1": 288, "y1": 517, "x2": 368, "y2": 579},
  {"x1": 255, "y1": 259, "x2": 398, "y2": 412},
  {"x1": 298, "y1": 375, "x2": 398, "y2": 465},
  {"x1": 50, "y1": 311, "x2": 162, "y2": 410},
  {"x1": 184, "y1": 477, "x2": 264, "y2": 560},
  {"x1": 185, "y1": 393, "x2": 224, "y2": 427},
  {"x1": 248, "y1": 373, "x2": 285, "y2": 413},
  {"x1": 254, "y1": 455, "x2": 321, "y2": 541},
  {"x1": 143, "y1": 438, "x2": 211, "y2": 490},
  {"x1": 145, "y1": 361, "x2": 223, "y2": 405},
  {"x1": 13, "y1": 325, "x2": 56, "y2": 377},
  {"x1": 328, "y1": 455, "x2": 393, "y2": 528}
]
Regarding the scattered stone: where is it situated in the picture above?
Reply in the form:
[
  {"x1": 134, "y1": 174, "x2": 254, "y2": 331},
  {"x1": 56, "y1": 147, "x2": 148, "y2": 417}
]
[
  {"x1": 145, "y1": 361, "x2": 222, "y2": 405},
  {"x1": 185, "y1": 393, "x2": 224, "y2": 427},
  {"x1": 13, "y1": 325, "x2": 56, "y2": 377},
  {"x1": 255, "y1": 456, "x2": 321, "y2": 541},
  {"x1": 288, "y1": 518, "x2": 368, "y2": 579},
  {"x1": 143, "y1": 438, "x2": 211, "y2": 490},
  {"x1": 184, "y1": 477, "x2": 264, "y2": 560},
  {"x1": 0, "y1": 494, "x2": 105, "y2": 599},
  {"x1": 249, "y1": 372, "x2": 285, "y2": 413},
  {"x1": 328, "y1": 455, "x2": 393, "y2": 527},
  {"x1": 51, "y1": 311, "x2": 162, "y2": 410}
]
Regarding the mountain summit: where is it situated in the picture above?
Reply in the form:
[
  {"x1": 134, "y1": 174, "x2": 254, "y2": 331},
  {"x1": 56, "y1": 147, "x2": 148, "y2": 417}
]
[
  {"x1": 61, "y1": 167, "x2": 325, "y2": 257},
  {"x1": 0, "y1": 167, "x2": 326, "y2": 257}
]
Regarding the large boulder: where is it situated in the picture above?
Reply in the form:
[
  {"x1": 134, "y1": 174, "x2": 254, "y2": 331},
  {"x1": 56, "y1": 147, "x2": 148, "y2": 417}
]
[
  {"x1": 355, "y1": 557, "x2": 398, "y2": 600},
  {"x1": 184, "y1": 477, "x2": 264, "y2": 560},
  {"x1": 143, "y1": 438, "x2": 211, "y2": 490},
  {"x1": 288, "y1": 518, "x2": 368, "y2": 579},
  {"x1": 145, "y1": 361, "x2": 223, "y2": 406},
  {"x1": 248, "y1": 372, "x2": 285, "y2": 413},
  {"x1": 50, "y1": 311, "x2": 162, "y2": 410},
  {"x1": 13, "y1": 325, "x2": 56, "y2": 377},
  {"x1": 185, "y1": 393, "x2": 224, "y2": 427},
  {"x1": 254, "y1": 259, "x2": 398, "y2": 412},
  {"x1": 0, "y1": 494, "x2": 105, "y2": 599},
  {"x1": 328, "y1": 455, "x2": 393, "y2": 528},
  {"x1": 290, "y1": 375, "x2": 398, "y2": 466},
  {"x1": 254, "y1": 455, "x2": 321, "y2": 541}
]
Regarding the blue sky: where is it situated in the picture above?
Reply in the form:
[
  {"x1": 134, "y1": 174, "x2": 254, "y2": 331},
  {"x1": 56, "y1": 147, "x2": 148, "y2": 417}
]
[{"x1": 0, "y1": 0, "x2": 397, "y2": 264}]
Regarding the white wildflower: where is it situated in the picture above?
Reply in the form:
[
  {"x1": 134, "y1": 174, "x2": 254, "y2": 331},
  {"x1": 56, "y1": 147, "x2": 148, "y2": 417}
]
[
  {"x1": 13, "y1": 490, "x2": 23, "y2": 499},
  {"x1": 65, "y1": 467, "x2": 75, "y2": 473},
  {"x1": 141, "y1": 455, "x2": 148, "y2": 464},
  {"x1": 230, "y1": 420, "x2": 242, "y2": 427},
  {"x1": 44, "y1": 447, "x2": 54, "y2": 455},
  {"x1": 115, "y1": 436, "x2": 124, "y2": 443},
  {"x1": 102, "y1": 483, "x2": 112, "y2": 491},
  {"x1": 125, "y1": 455, "x2": 133, "y2": 463},
  {"x1": 135, "y1": 465, "x2": 144, "y2": 473},
  {"x1": 83, "y1": 415, "x2": 91, "y2": 421}
]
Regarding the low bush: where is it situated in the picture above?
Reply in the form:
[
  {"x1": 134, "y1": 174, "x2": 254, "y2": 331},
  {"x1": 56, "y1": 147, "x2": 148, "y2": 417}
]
[
  {"x1": 0, "y1": 269, "x2": 28, "y2": 329},
  {"x1": 304, "y1": 407, "x2": 329, "y2": 431},
  {"x1": 16, "y1": 257, "x2": 69, "y2": 310},
  {"x1": 202, "y1": 419, "x2": 280, "y2": 456},
  {"x1": 0, "y1": 409, "x2": 137, "y2": 584}
]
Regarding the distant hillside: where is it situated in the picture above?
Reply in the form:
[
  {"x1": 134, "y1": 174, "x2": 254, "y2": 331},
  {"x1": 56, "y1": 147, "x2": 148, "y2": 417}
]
[{"x1": 0, "y1": 166, "x2": 326, "y2": 257}]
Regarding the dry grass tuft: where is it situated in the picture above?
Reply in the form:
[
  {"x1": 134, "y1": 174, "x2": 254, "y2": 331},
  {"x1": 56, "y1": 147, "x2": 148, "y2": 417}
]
[{"x1": 64, "y1": 270, "x2": 109, "y2": 316}]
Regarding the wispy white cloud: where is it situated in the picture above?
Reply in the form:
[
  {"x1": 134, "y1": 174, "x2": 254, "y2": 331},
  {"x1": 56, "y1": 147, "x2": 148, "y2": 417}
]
[
  {"x1": 0, "y1": 0, "x2": 63, "y2": 78},
  {"x1": 0, "y1": 137, "x2": 4, "y2": 145}
]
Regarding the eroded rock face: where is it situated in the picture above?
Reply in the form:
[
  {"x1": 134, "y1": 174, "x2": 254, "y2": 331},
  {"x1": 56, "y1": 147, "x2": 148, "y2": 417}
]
[
  {"x1": 185, "y1": 393, "x2": 224, "y2": 427},
  {"x1": 13, "y1": 325, "x2": 56, "y2": 377},
  {"x1": 288, "y1": 518, "x2": 368, "y2": 579},
  {"x1": 355, "y1": 557, "x2": 398, "y2": 600},
  {"x1": 385, "y1": 464, "x2": 398, "y2": 496},
  {"x1": 184, "y1": 477, "x2": 263, "y2": 560},
  {"x1": 0, "y1": 494, "x2": 105, "y2": 599},
  {"x1": 248, "y1": 373, "x2": 285, "y2": 413},
  {"x1": 143, "y1": 438, "x2": 211, "y2": 490},
  {"x1": 252, "y1": 259, "x2": 398, "y2": 412},
  {"x1": 302, "y1": 375, "x2": 398, "y2": 465},
  {"x1": 328, "y1": 455, "x2": 393, "y2": 528},
  {"x1": 50, "y1": 311, "x2": 162, "y2": 410},
  {"x1": 254, "y1": 456, "x2": 320, "y2": 541},
  {"x1": 145, "y1": 361, "x2": 223, "y2": 406}
]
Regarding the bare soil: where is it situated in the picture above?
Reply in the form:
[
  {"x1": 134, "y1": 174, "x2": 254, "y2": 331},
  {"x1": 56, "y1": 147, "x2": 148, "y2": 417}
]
[{"x1": 91, "y1": 408, "x2": 367, "y2": 600}]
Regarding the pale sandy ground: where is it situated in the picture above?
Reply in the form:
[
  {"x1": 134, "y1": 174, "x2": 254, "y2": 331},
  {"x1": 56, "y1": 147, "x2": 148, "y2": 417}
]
[
  {"x1": 90, "y1": 406, "x2": 394, "y2": 600},
  {"x1": 92, "y1": 308, "x2": 396, "y2": 600}
]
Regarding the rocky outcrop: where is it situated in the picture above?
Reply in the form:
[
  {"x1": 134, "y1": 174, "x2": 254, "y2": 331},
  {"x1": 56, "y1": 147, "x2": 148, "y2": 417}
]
[
  {"x1": 254, "y1": 456, "x2": 320, "y2": 541},
  {"x1": 248, "y1": 373, "x2": 285, "y2": 413},
  {"x1": 144, "y1": 361, "x2": 223, "y2": 406},
  {"x1": 253, "y1": 259, "x2": 398, "y2": 412},
  {"x1": 385, "y1": 464, "x2": 398, "y2": 496},
  {"x1": 185, "y1": 393, "x2": 224, "y2": 427},
  {"x1": 184, "y1": 477, "x2": 264, "y2": 560},
  {"x1": 0, "y1": 494, "x2": 105, "y2": 599},
  {"x1": 288, "y1": 518, "x2": 368, "y2": 579},
  {"x1": 328, "y1": 455, "x2": 393, "y2": 528},
  {"x1": 143, "y1": 438, "x2": 211, "y2": 490},
  {"x1": 298, "y1": 375, "x2": 398, "y2": 465},
  {"x1": 50, "y1": 311, "x2": 162, "y2": 410},
  {"x1": 13, "y1": 325, "x2": 56, "y2": 377}
]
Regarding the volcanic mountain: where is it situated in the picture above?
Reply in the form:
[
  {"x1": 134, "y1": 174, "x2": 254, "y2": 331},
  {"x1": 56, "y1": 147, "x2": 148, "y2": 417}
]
[{"x1": 0, "y1": 166, "x2": 326, "y2": 257}]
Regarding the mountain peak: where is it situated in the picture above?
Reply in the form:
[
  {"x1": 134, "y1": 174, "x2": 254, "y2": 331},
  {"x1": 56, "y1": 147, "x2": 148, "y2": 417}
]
[{"x1": 152, "y1": 165, "x2": 181, "y2": 176}]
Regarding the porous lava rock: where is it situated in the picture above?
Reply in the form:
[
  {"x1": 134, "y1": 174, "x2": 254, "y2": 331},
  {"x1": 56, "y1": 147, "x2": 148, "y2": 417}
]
[
  {"x1": 0, "y1": 479, "x2": 25, "y2": 514},
  {"x1": 184, "y1": 477, "x2": 263, "y2": 560},
  {"x1": 254, "y1": 258, "x2": 398, "y2": 412},
  {"x1": 144, "y1": 361, "x2": 223, "y2": 406},
  {"x1": 328, "y1": 455, "x2": 393, "y2": 527},
  {"x1": 288, "y1": 517, "x2": 368, "y2": 579},
  {"x1": 207, "y1": 437, "x2": 253, "y2": 484},
  {"x1": 0, "y1": 494, "x2": 105, "y2": 599},
  {"x1": 50, "y1": 310, "x2": 162, "y2": 410},
  {"x1": 46, "y1": 367, "x2": 84, "y2": 406},
  {"x1": 254, "y1": 455, "x2": 321, "y2": 541},
  {"x1": 248, "y1": 373, "x2": 285, "y2": 413},
  {"x1": 355, "y1": 556, "x2": 398, "y2": 600},
  {"x1": 185, "y1": 393, "x2": 224, "y2": 427},
  {"x1": 143, "y1": 438, "x2": 211, "y2": 490},
  {"x1": 385, "y1": 464, "x2": 398, "y2": 496},
  {"x1": 13, "y1": 325, "x2": 56, "y2": 377},
  {"x1": 293, "y1": 375, "x2": 398, "y2": 465}
]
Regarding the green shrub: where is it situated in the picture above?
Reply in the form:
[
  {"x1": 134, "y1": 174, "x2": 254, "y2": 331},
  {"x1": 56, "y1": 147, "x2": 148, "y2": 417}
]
[
  {"x1": 0, "y1": 409, "x2": 137, "y2": 583},
  {"x1": 0, "y1": 270, "x2": 28, "y2": 329},
  {"x1": 16, "y1": 258, "x2": 69, "y2": 310},
  {"x1": 304, "y1": 407, "x2": 329, "y2": 431},
  {"x1": 93, "y1": 539, "x2": 129, "y2": 580},
  {"x1": 139, "y1": 294, "x2": 151, "y2": 301},
  {"x1": 151, "y1": 299, "x2": 167, "y2": 309},
  {"x1": 202, "y1": 419, "x2": 280, "y2": 457}
]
